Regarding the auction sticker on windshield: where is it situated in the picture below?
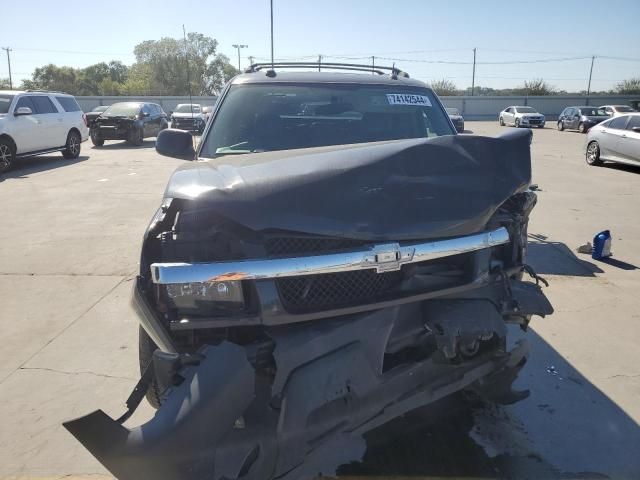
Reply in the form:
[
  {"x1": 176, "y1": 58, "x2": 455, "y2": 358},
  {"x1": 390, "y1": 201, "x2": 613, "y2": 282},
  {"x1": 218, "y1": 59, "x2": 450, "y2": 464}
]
[{"x1": 387, "y1": 93, "x2": 432, "y2": 106}]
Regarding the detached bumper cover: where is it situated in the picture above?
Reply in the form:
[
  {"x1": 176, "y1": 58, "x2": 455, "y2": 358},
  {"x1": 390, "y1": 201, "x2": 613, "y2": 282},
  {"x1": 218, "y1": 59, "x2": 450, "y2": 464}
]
[{"x1": 64, "y1": 287, "x2": 551, "y2": 480}]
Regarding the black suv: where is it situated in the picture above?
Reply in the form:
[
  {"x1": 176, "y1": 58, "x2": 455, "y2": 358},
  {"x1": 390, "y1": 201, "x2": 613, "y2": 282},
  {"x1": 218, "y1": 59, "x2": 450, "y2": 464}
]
[
  {"x1": 90, "y1": 102, "x2": 168, "y2": 146},
  {"x1": 557, "y1": 106, "x2": 608, "y2": 133},
  {"x1": 66, "y1": 63, "x2": 552, "y2": 480}
]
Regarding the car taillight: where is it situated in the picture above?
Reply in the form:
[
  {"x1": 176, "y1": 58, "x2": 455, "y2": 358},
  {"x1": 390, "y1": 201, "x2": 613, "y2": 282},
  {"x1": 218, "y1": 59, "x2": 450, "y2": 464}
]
[{"x1": 82, "y1": 113, "x2": 88, "y2": 127}]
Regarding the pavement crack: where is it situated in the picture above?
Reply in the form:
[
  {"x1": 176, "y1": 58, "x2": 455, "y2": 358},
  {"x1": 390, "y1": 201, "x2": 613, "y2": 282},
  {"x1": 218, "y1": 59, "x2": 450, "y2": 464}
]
[
  {"x1": 606, "y1": 373, "x2": 640, "y2": 379},
  {"x1": 18, "y1": 366, "x2": 136, "y2": 381}
]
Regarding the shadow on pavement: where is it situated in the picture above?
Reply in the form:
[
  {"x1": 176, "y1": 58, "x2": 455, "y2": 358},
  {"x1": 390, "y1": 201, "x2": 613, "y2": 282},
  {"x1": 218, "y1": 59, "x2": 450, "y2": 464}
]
[
  {"x1": 527, "y1": 234, "x2": 603, "y2": 277},
  {"x1": 337, "y1": 328, "x2": 640, "y2": 479},
  {"x1": 597, "y1": 257, "x2": 638, "y2": 271},
  {"x1": 602, "y1": 162, "x2": 640, "y2": 175},
  {"x1": 0, "y1": 155, "x2": 90, "y2": 181},
  {"x1": 91, "y1": 139, "x2": 157, "y2": 150}
]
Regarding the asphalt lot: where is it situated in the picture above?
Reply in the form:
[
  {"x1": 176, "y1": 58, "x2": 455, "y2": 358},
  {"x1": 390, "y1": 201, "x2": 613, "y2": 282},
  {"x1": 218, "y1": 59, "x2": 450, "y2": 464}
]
[{"x1": 1, "y1": 123, "x2": 639, "y2": 479}]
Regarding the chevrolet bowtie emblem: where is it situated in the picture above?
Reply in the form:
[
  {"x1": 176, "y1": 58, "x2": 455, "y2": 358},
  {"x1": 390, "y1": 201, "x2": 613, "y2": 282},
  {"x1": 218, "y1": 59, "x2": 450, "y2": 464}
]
[{"x1": 363, "y1": 243, "x2": 415, "y2": 273}]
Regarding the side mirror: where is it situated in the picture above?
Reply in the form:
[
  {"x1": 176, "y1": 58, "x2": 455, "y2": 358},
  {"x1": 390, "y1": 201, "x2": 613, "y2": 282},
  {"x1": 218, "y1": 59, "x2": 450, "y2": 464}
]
[
  {"x1": 156, "y1": 129, "x2": 196, "y2": 160},
  {"x1": 14, "y1": 106, "x2": 32, "y2": 116},
  {"x1": 141, "y1": 111, "x2": 150, "y2": 118},
  {"x1": 632, "y1": 127, "x2": 640, "y2": 133}
]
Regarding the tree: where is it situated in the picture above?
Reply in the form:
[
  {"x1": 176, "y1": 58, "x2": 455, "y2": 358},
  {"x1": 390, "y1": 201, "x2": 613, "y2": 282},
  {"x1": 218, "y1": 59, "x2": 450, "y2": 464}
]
[
  {"x1": 133, "y1": 32, "x2": 237, "y2": 95},
  {"x1": 615, "y1": 78, "x2": 640, "y2": 95},
  {"x1": 429, "y1": 79, "x2": 459, "y2": 96},
  {"x1": 515, "y1": 79, "x2": 557, "y2": 96},
  {"x1": 21, "y1": 64, "x2": 78, "y2": 93},
  {"x1": 0, "y1": 78, "x2": 11, "y2": 89}
]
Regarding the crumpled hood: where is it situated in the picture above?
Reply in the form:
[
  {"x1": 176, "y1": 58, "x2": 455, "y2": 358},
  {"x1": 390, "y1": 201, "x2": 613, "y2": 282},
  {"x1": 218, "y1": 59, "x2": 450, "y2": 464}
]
[
  {"x1": 165, "y1": 129, "x2": 532, "y2": 241},
  {"x1": 172, "y1": 112, "x2": 204, "y2": 119}
]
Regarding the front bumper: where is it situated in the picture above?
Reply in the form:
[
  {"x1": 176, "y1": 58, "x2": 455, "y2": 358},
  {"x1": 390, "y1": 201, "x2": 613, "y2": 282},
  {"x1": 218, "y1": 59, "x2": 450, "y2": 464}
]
[
  {"x1": 519, "y1": 118, "x2": 545, "y2": 127},
  {"x1": 91, "y1": 125, "x2": 132, "y2": 140},
  {"x1": 171, "y1": 119, "x2": 204, "y2": 132},
  {"x1": 64, "y1": 294, "x2": 546, "y2": 480}
]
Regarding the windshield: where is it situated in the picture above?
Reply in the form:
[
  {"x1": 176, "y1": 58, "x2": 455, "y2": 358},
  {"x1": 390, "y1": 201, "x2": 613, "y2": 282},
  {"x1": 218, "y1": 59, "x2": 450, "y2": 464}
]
[
  {"x1": 581, "y1": 107, "x2": 607, "y2": 116},
  {"x1": 0, "y1": 94, "x2": 14, "y2": 114},
  {"x1": 103, "y1": 103, "x2": 141, "y2": 117},
  {"x1": 200, "y1": 83, "x2": 454, "y2": 158},
  {"x1": 615, "y1": 106, "x2": 635, "y2": 112},
  {"x1": 515, "y1": 107, "x2": 538, "y2": 113},
  {"x1": 92, "y1": 106, "x2": 108, "y2": 112},
  {"x1": 175, "y1": 104, "x2": 201, "y2": 113},
  {"x1": 445, "y1": 108, "x2": 460, "y2": 115}
]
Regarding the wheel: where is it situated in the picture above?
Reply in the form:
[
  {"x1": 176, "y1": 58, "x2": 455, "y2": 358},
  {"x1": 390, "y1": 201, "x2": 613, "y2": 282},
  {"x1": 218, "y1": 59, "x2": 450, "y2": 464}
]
[
  {"x1": 499, "y1": 116, "x2": 505, "y2": 126},
  {"x1": 578, "y1": 122, "x2": 586, "y2": 134},
  {"x1": 586, "y1": 141, "x2": 603, "y2": 166},
  {"x1": 62, "y1": 130, "x2": 81, "y2": 159},
  {"x1": 138, "y1": 326, "x2": 163, "y2": 409},
  {"x1": 557, "y1": 121, "x2": 564, "y2": 131},
  {"x1": 538, "y1": 124, "x2": 545, "y2": 128},
  {"x1": 90, "y1": 130, "x2": 104, "y2": 147},
  {"x1": 515, "y1": 118, "x2": 520, "y2": 128},
  {"x1": 128, "y1": 128, "x2": 144, "y2": 146},
  {"x1": 0, "y1": 138, "x2": 15, "y2": 173}
]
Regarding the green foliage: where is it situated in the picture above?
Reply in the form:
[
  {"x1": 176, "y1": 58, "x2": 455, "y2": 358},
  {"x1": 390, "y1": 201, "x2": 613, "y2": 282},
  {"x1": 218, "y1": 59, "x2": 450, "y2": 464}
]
[
  {"x1": 19, "y1": 33, "x2": 236, "y2": 96},
  {"x1": 616, "y1": 78, "x2": 640, "y2": 95},
  {"x1": 0, "y1": 78, "x2": 11, "y2": 89},
  {"x1": 429, "y1": 79, "x2": 459, "y2": 96}
]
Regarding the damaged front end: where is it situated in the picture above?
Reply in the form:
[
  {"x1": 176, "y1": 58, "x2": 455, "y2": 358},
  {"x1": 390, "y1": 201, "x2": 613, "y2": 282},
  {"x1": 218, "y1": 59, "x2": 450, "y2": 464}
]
[{"x1": 64, "y1": 130, "x2": 553, "y2": 480}]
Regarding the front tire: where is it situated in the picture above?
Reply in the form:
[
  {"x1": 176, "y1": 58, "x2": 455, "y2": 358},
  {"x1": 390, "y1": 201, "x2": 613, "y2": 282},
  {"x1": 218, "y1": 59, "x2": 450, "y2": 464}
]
[
  {"x1": 138, "y1": 326, "x2": 163, "y2": 409},
  {"x1": 515, "y1": 118, "x2": 520, "y2": 128},
  {"x1": 62, "y1": 130, "x2": 81, "y2": 159},
  {"x1": 128, "y1": 128, "x2": 144, "y2": 146},
  {"x1": 578, "y1": 122, "x2": 586, "y2": 134},
  {"x1": 90, "y1": 130, "x2": 104, "y2": 147},
  {"x1": 557, "y1": 121, "x2": 564, "y2": 131},
  {"x1": 586, "y1": 141, "x2": 603, "y2": 166},
  {"x1": 0, "y1": 139, "x2": 15, "y2": 173},
  {"x1": 499, "y1": 117, "x2": 505, "y2": 126}
]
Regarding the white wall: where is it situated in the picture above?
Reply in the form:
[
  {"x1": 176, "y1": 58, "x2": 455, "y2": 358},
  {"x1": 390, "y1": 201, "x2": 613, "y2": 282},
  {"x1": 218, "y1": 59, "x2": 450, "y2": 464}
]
[{"x1": 76, "y1": 95, "x2": 638, "y2": 120}]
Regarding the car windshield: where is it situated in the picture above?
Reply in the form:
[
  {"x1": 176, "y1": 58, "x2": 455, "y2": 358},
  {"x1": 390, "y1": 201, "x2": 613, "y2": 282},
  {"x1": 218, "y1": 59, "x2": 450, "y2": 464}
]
[
  {"x1": 615, "y1": 106, "x2": 635, "y2": 112},
  {"x1": 581, "y1": 107, "x2": 607, "y2": 116},
  {"x1": 102, "y1": 103, "x2": 141, "y2": 117},
  {"x1": 175, "y1": 104, "x2": 201, "y2": 113},
  {"x1": 200, "y1": 83, "x2": 454, "y2": 158},
  {"x1": 0, "y1": 94, "x2": 14, "y2": 114},
  {"x1": 445, "y1": 108, "x2": 460, "y2": 115},
  {"x1": 515, "y1": 107, "x2": 537, "y2": 113},
  {"x1": 93, "y1": 106, "x2": 108, "y2": 112}
]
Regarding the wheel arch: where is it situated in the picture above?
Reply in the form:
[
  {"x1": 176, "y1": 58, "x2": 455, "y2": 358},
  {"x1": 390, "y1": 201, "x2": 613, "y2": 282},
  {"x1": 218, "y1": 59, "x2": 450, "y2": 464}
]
[
  {"x1": 67, "y1": 127, "x2": 81, "y2": 138},
  {"x1": 0, "y1": 133, "x2": 17, "y2": 151}
]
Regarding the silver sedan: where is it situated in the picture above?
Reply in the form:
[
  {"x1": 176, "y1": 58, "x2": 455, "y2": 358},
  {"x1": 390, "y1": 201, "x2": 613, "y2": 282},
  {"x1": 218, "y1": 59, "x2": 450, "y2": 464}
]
[{"x1": 585, "y1": 113, "x2": 640, "y2": 167}]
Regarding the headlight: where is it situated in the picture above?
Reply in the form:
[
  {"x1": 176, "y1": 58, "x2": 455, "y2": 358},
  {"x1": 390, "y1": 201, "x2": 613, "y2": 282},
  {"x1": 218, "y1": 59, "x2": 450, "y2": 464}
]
[{"x1": 165, "y1": 280, "x2": 244, "y2": 313}]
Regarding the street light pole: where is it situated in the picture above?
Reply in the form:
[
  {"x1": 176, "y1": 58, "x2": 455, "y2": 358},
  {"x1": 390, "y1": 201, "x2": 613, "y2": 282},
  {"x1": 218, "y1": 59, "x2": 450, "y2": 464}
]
[
  {"x1": 586, "y1": 55, "x2": 595, "y2": 99},
  {"x1": 471, "y1": 47, "x2": 476, "y2": 96},
  {"x1": 2, "y1": 47, "x2": 12, "y2": 89},
  {"x1": 232, "y1": 44, "x2": 248, "y2": 71}
]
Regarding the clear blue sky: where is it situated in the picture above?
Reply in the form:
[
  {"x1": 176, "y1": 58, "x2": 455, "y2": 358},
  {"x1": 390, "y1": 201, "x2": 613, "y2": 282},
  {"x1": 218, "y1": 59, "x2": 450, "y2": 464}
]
[{"x1": 2, "y1": 0, "x2": 639, "y2": 91}]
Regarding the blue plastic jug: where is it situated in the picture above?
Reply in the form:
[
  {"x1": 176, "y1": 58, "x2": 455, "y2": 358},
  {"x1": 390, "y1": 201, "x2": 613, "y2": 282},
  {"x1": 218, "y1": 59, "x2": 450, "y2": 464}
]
[{"x1": 592, "y1": 230, "x2": 612, "y2": 260}]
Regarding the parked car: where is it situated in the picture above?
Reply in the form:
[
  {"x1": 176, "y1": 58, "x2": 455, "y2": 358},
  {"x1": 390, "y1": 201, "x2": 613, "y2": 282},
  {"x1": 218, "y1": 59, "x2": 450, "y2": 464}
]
[
  {"x1": 85, "y1": 105, "x2": 109, "y2": 128},
  {"x1": 499, "y1": 106, "x2": 545, "y2": 128},
  {"x1": 170, "y1": 103, "x2": 206, "y2": 133},
  {"x1": 445, "y1": 107, "x2": 465, "y2": 132},
  {"x1": 202, "y1": 105, "x2": 213, "y2": 123},
  {"x1": 66, "y1": 63, "x2": 552, "y2": 480},
  {"x1": 585, "y1": 113, "x2": 640, "y2": 166},
  {"x1": 90, "y1": 102, "x2": 168, "y2": 147},
  {"x1": 599, "y1": 104, "x2": 637, "y2": 117},
  {"x1": 0, "y1": 90, "x2": 88, "y2": 173},
  {"x1": 557, "y1": 106, "x2": 608, "y2": 133}
]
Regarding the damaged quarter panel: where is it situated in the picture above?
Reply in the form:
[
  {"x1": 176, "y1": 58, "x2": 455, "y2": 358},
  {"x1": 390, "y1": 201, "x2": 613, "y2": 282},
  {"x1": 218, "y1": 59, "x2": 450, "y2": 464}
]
[{"x1": 64, "y1": 71, "x2": 552, "y2": 480}]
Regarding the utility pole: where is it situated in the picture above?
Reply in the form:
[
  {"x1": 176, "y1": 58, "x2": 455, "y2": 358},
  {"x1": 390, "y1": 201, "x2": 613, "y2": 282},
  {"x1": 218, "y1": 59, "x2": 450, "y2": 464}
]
[
  {"x1": 248, "y1": 56, "x2": 255, "y2": 67},
  {"x1": 586, "y1": 55, "x2": 595, "y2": 99},
  {"x1": 371, "y1": 55, "x2": 375, "y2": 74},
  {"x1": 270, "y1": 0, "x2": 274, "y2": 69},
  {"x1": 318, "y1": 54, "x2": 322, "y2": 72},
  {"x1": 2, "y1": 47, "x2": 12, "y2": 89},
  {"x1": 471, "y1": 47, "x2": 476, "y2": 96},
  {"x1": 232, "y1": 44, "x2": 248, "y2": 71}
]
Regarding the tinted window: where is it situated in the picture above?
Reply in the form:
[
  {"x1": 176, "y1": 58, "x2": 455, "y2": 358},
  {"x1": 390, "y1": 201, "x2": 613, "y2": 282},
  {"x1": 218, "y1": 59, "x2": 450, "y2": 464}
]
[
  {"x1": 15, "y1": 96, "x2": 37, "y2": 113},
  {"x1": 625, "y1": 116, "x2": 640, "y2": 131},
  {"x1": 31, "y1": 96, "x2": 58, "y2": 114},
  {"x1": 608, "y1": 117, "x2": 628, "y2": 130},
  {"x1": 103, "y1": 103, "x2": 141, "y2": 116},
  {"x1": 201, "y1": 83, "x2": 454, "y2": 158},
  {"x1": 515, "y1": 106, "x2": 537, "y2": 113},
  {"x1": 56, "y1": 96, "x2": 81, "y2": 112},
  {"x1": 616, "y1": 106, "x2": 635, "y2": 113},
  {"x1": 0, "y1": 94, "x2": 14, "y2": 114},
  {"x1": 580, "y1": 107, "x2": 607, "y2": 116}
]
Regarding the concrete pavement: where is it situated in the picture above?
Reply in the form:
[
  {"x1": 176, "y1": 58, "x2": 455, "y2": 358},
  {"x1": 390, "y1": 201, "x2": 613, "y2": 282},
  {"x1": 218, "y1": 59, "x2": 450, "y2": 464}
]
[{"x1": 0, "y1": 125, "x2": 638, "y2": 479}]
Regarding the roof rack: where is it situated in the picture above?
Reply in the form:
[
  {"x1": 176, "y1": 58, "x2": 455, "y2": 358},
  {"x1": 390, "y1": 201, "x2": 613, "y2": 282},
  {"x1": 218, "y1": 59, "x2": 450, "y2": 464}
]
[
  {"x1": 25, "y1": 89, "x2": 68, "y2": 94},
  {"x1": 245, "y1": 62, "x2": 410, "y2": 79}
]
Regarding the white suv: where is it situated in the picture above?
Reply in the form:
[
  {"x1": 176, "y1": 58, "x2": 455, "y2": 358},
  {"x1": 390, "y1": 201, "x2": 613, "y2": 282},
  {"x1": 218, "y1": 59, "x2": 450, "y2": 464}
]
[{"x1": 0, "y1": 90, "x2": 89, "y2": 173}]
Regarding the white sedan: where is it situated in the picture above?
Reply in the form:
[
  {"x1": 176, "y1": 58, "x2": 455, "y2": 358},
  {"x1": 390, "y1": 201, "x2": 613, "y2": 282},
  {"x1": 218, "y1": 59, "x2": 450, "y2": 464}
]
[
  {"x1": 499, "y1": 106, "x2": 545, "y2": 128},
  {"x1": 585, "y1": 113, "x2": 640, "y2": 166}
]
